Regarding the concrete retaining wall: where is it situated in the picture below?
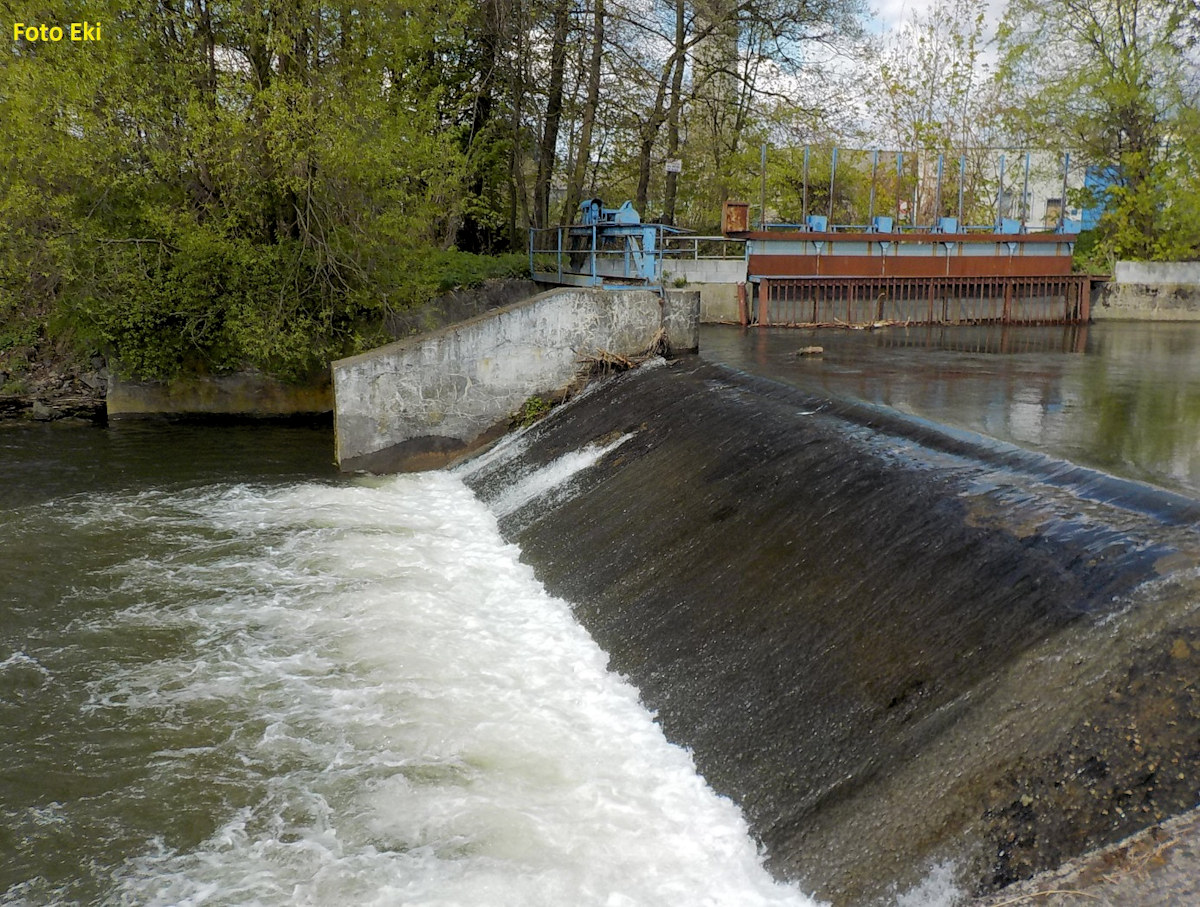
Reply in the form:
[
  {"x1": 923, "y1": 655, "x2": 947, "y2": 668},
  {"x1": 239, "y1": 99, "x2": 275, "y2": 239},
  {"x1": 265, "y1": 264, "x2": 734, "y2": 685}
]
[
  {"x1": 1114, "y1": 261, "x2": 1200, "y2": 285},
  {"x1": 332, "y1": 287, "x2": 699, "y2": 472},
  {"x1": 107, "y1": 371, "x2": 332, "y2": 418},
  {"x1": 1093, "y1": 260, "x2": 1200, "y2": 321},
  {"x1": 384, "y1": 278, "x2": 539, "y2": 339},
  {"x1": 662, "y1": 259, "x2": 746, "y2": 323}
]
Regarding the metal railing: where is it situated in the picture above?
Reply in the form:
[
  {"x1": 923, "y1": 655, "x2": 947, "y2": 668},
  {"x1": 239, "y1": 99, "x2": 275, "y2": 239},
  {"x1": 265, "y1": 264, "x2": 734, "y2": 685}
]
[
  {"x1": 661, "y1": 235, "x2": 746, "y2": 260},
  {"x1": 529, "y1": 223, "x2": 697, "y2": 291}
]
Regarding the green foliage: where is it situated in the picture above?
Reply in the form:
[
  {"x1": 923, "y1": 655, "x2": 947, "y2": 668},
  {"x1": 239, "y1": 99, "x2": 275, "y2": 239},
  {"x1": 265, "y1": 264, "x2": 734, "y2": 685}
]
[
  {"x1": 419, "y1": 251, "x2": 531, "y2": 296},
  {"x1": 0, "y1": 319, "x2": 40, "y2": 358},
  {"x1": 0, "y1": 0, "x2": 496, "y2": 382},
  {"x1": 872, "y1": 0, "x2": 992, "y2": 153},
  {"x1": 768, "y1": 146, "x2": 877, "y2": 226},
  {"x1": 997, "y1": 0, "x2": 1200, "y2": 264},
  {"x1": 512, "y1": 395, "x2": 553, "y2": 428},
  {"x1": 1072, "y1": 230, "x2": 1104, "y2": 272}
]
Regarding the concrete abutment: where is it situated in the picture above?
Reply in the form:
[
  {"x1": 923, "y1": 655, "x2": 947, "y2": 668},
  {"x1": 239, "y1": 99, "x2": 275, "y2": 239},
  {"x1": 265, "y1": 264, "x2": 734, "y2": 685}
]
[{"x1": 332, "y1": 287, "x2": 699, "y2": 472}]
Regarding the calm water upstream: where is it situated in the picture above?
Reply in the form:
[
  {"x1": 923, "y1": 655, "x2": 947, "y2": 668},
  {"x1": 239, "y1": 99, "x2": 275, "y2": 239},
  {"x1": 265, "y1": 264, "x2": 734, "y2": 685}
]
[
  {"x1": 0, "y1": 423, "x2": 810, "y2": 906},
  {"x1": 702, "y1": 322, "x2": 1200, "y2": 498}
]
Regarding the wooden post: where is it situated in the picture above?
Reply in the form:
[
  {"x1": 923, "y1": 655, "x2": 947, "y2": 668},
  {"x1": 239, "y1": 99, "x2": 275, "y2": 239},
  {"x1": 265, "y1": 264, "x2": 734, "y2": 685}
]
[
  {"x1": 758, "y1": 279, "x2": 770, "y2": 326},
  {"x1": 737, "y1": 282, "x2": 749, "y2": 326}
]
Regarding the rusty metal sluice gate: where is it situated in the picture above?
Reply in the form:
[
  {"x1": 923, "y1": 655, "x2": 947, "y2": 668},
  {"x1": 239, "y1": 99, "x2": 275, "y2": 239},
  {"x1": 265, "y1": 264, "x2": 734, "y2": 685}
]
[
  {"x1": 726, "y1": 197, "x2": 1088, "y2": 327},
  {"x1": 739, "y1": 273, "x2": 1092, "y2": 328}
]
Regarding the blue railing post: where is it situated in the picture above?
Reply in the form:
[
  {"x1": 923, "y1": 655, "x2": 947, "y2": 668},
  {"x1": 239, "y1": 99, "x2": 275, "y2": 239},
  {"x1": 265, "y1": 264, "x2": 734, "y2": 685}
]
[{"x1": 997, "y1": 153, "x2": 1006, "y2": 230}]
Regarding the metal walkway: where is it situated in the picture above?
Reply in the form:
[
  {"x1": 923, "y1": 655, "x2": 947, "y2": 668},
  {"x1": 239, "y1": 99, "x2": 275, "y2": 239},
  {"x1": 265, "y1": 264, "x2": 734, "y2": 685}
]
[{"x1": 529, "y1": 200, "x2": 686, "y2": 293}]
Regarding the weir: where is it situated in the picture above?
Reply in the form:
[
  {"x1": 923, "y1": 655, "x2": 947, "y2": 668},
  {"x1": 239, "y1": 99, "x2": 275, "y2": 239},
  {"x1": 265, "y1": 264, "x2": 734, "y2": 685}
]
[
  {"x1": 527, "y1": 195, "x2": 1090, "y2": 329},
  {"x1": 458, "y1": 356, "x2": 1200, "y2": 904}
]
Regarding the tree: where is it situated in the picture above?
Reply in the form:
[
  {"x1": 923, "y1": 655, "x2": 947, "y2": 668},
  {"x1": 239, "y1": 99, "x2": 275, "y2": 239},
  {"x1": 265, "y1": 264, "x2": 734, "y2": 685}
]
[
  {"x1": 0, "y1": 0, "x2": 476, "y2": 380},
  {"x1": 997, "y1": 0, "x2": 1200, "y2": 262},
  {"x1": 0, "y1": 0, "x2": 875, "y2": 386},
  {"x1": 865, "y1": 0, "x2": 1000, "y2": 225}
]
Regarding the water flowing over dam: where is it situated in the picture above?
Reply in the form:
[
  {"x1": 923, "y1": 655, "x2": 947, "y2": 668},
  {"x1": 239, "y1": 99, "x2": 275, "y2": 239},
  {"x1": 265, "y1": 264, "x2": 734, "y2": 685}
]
[
  {"x1": 6, "y1": 324, "x2": 1200, "y2": 905},
  {"x1": 459, "y1": 338, "x2": 1200, "y2": 904},
  {"x1": 0, "y1": 424, "x2": 812, "y2": 906}
]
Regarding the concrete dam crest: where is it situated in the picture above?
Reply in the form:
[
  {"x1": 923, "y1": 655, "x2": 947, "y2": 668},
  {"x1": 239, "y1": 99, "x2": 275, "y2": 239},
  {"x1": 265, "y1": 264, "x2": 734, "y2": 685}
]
[{"x1": 454, "y1": 357, "x2": 1200, "y2": 905}]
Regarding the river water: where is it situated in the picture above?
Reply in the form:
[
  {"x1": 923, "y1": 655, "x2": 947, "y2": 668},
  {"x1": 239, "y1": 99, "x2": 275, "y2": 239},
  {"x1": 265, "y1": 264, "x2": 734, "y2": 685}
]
[
  {"x1": 0, "y1": 423, "x2": 811, "y2": 906},
  {"x1": 702, "y1": 322, "x2": 1200, "y2": 498},
  {"x1": 4, "y1": 321, "x2": 1198, "y2": 906}
]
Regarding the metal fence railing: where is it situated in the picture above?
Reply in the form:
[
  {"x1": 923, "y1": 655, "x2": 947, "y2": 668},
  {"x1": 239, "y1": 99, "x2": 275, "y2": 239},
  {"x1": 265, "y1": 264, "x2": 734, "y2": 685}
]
[{"x1": 529, "y1": 226, "x2": 746, "y2": 291}]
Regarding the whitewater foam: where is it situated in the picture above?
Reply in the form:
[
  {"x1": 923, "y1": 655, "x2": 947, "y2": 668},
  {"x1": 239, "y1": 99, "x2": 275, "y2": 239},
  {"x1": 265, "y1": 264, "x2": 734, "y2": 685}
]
[{"x1": 59, "y1": 473, "x2": 820, "y2": 906}]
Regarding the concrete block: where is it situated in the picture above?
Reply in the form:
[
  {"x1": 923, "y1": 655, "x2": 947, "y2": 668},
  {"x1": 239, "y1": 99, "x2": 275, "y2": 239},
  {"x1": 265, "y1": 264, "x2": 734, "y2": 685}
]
[
  {"x1": 1094, "y1": 280, "x2": 1200, "y2": 322},
  {"x1": 1114, "y1": 261, "x2": 1200, "y2": 287},
  {"x1": 663, "y1": 290, "x2": 700, "y2": 352},
  {"x1": 107, "y1": 371, "x2": 332, "y2": 418},
  {"x1": 333, "y1": 287, "x2": 690, "y2": 472},
  {"x1": 698, "y1": 284, "x2": 741, "y2": 323}
]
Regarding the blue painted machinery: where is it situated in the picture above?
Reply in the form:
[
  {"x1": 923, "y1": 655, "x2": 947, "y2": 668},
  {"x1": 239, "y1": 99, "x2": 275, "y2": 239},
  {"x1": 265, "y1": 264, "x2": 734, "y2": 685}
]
[
  {"x1": 529, "y1": 199, "x2": 684, "y2": 291},
  {"x1": 577, "y1": 198, "x2": 642, "y2": 227}
]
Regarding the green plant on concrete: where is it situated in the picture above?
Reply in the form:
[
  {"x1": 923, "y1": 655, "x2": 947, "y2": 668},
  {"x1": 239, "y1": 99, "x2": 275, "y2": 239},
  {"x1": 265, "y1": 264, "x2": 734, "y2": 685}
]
[{"x1": 513, "y1": 395, "x2": 553, "y2": 428}]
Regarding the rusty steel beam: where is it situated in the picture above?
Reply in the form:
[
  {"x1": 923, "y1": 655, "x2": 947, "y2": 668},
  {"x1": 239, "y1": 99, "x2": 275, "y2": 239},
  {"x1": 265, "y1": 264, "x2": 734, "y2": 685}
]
[{"x1": 739, "y1": 230, "x2": 1078, "y2": 244}]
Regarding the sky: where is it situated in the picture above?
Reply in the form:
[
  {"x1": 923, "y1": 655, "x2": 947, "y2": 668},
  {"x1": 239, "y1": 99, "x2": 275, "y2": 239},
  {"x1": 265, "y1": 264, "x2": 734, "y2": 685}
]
[{"x1": 872, "y1": 0, "x2": 1009, "y2": 39}]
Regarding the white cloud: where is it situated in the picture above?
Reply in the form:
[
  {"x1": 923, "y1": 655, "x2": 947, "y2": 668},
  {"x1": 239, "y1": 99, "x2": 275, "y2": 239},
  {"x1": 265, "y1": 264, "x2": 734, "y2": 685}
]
[{"x1": 871, "y1": 0, "x2": 1009, "y2": 42}]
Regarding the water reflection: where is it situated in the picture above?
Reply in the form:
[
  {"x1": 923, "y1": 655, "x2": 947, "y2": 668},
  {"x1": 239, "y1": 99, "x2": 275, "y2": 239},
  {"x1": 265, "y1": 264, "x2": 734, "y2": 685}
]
[{"x1": 703, "y1": 322, "x2": 1200, "y2": 497}]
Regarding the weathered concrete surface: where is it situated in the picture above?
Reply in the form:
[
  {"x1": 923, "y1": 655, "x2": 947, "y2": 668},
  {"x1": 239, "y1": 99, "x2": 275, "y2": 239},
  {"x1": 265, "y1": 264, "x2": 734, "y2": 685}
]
[
  {"x1": 662, "y1": 257, "x2": 745, "y2": 286},
  {"x1": 1116, "y1": 261, "x2": 1200, "y2": 286},
  {"x1": 332, "y1": 287, "x2": 699, "y2": 472},
  {"x1": 384, "y1": 278, "x2": 539, "y2": 339},
  {"x1": 662, "y1": 259, "x2": 745, "y2": 323},
  {"x1": 107, "y1": 370, "x2": 332, "y2": 418},
  {"x1": 1094, "y1": 261, "x2": 1200, "y2": 321},
  {"x1": 973, "y1": 806, "x2": 1200, "y2": 905}
]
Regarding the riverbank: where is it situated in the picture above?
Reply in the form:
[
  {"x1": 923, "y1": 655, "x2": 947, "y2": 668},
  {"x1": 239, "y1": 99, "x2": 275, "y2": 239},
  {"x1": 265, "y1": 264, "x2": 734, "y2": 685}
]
[
  {"x1": 0, "y1": 278, "x2": 540, "y2": 425},
  {"x1": 0, "y1": 355, "x2": 107, "y2": 422},
  {"x1": 973, "y1": 805, "x2": 1200, "y2": 905},
  {"x1": 1093, "y1": 262, "x2": 1200, "y2": 322}
]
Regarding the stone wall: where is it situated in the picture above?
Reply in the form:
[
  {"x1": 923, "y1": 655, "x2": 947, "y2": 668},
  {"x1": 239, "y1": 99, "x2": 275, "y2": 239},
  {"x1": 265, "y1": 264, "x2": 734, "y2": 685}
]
[
  {"x1": 332, "y1": 287, "x2": 699, "y2": 472},
  {"x1": 1093, "y1": 261, "x2": 1200, "y2": 321}
]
